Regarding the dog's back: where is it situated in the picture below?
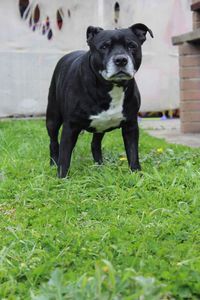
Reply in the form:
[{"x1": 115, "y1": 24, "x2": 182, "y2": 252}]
[{"x1": 48, "y1": 51, "x2": 86, "y2": 111}]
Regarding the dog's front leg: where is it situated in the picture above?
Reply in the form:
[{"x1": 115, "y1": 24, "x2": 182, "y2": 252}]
[
  {"x1": 58, "y1": 123, "x2": 80, "y2": 178},
  {"x1": 91, "y1": 132, "x2": 105, "y2": 164},
  {"x1": 122, "y1": 121, "x2": 141, "y2": 171}
]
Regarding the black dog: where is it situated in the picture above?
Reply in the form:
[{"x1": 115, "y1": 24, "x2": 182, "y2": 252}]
[{"x1": 46, "y1": 23, "x2": 153, "y2": 178}]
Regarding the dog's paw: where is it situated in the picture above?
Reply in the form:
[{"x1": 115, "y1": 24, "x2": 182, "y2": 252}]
[
  {"x1": 131, "y1": 164, "x2": 142, "y2": 172},
  {"x1": 50, "y1": 158, "x2": 58, "y2": 167}
]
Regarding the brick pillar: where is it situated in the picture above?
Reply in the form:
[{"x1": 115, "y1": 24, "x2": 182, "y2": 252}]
[
  {"x1": 193, "y1": 11, "x2": 200, "y2": 29},
  {"x1": 192, "y1": 0, "x2": 200, "y2": 29},
  {"x1": 179, "y1": 43, "x2": 200, "y2": 133}
]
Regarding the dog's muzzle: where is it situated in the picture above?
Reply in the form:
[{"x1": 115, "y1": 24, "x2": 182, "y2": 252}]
[{"x1": 100, "y1": 54, "x2": 136, "y2": 81}]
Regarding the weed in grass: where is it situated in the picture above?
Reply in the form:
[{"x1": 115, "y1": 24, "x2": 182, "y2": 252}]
[{"x1": 31, "y1": 262, "x2": 167, "y2": 300}]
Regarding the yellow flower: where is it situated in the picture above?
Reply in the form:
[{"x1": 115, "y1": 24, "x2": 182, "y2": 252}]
[
  {"x1": 102, "y1": 266, "x2": 109, "y2": 273},
  {"x1": 119, "y1": 157, "x2": 127, "y2": 161},
  {"x1": 157, "y1": 148, "x2": 164, "y2": 154}
]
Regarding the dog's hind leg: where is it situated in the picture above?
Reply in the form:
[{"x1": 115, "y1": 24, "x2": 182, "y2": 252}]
[
  {"x1": 58, "y1": 123, "x2": 80, "y2": 178},
  {"x1": 91, "y1": 132, "x2": 105, "y2": 164},
  {"x1": 46, "y1": 72, "x2": 62, "y2": 166},
  {"x1": 46, "y1": 115, "x2": 62, "y2": 166}
]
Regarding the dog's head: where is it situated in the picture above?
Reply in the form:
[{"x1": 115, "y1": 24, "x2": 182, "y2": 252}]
[{"x1": 87, "y1": 24, "x2": 153, "y2": 83}]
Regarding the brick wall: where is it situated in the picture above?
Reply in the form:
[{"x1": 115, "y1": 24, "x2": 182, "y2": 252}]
[
  {"x1": 176, "y1": 0, "x2": 200, "y2": 133},
  {"x1": 193, "y1": 11, "x2": 200, "y2": 28},
  {"x1": 179, "y1": 43, "x2": 200, "y2": 133}
]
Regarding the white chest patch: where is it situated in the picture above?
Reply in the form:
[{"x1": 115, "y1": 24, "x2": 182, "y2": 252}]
[{"x1": 90, "y1": 86, "x2": 126, "y2": 132}]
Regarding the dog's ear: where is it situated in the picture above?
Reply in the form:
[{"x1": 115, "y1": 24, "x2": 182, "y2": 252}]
[
  {"x1": 87, "y1": 26, "x2": 103, "y2": 45},
  {"x1": 129, "y1": 23, "x2": 153, "y2": 44}
]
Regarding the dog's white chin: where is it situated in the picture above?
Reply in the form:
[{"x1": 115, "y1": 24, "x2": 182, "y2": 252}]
[{"x1": 99, "y1": 70, "x2": 136, "y2": 81}]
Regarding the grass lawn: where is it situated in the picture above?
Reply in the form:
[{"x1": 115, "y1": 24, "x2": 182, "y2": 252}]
[{"x1": 0, "y1": 119, "x2": 200, "y2": 300}]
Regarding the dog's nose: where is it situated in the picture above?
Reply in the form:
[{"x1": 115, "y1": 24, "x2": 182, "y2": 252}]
[{"x1": 114, "y1": 55, "x2": 128, "y2": 67}]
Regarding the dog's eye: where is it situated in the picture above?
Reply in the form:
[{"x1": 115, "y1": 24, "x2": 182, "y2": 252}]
[
  {"x1": 127, "y1": 43, "x2": 138, "y2": 50},
  {"x1": 101, "y1": 42, "x2": 111, "y2": 50}
]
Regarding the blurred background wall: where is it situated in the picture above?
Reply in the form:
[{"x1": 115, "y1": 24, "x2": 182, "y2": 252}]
[{"x1": 0, "y1": 0, "x2": 192, "y2": 117}]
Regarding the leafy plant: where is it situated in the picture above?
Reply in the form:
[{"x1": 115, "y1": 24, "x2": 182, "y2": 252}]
[{"x1": 32, "y1": 262, "x2": 167, "y2": 300}]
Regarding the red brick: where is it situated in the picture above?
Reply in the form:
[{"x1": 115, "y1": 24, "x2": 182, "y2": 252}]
[
  {"x1": 180, "y1": 67, "x2": 200, "y2": 78},
  {"x1": 181, "y1": 90, "x2": 200, "y2": 100},
  {"x1": 193, "y1": 21, "x2": 200, "y2": 29},
  {"x1": 179, "y1": 43, "x2": 200, "y2": 56},
  {"x1": 179, "y1": 55, "x2": 200, "y2": 67},
  {"x1": 180, "y1": 79, "x2": 200, "y2": 90},
  {"x1": 181, "y1": 101, "x2": 200, "y2": 111},
  {"x1": 191, "y1": 1, "x2": 200, "y2": 11},
  {"x1": 181, "y1": 122, "x2": 200, "y2": 133},
  {"x1": 193, "y1": 11, "x2": 200, "y2": 22},
  {"x1": 193, "y1": 12, "x2": 200, "y2": 28},
  {"x1": 181, "y1": 111, "x2": 200, "y2": 122}
]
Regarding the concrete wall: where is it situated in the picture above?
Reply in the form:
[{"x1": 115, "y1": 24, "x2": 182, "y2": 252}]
[{"x1": 0, "y1": 0, "x2": 192, "y2": 117}]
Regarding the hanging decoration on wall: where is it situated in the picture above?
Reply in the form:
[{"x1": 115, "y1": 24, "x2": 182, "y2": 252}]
[
  {"x1": 114, "y1": 2, "x2": 120, "y2": 26},
  {"x1": 19, "y1": 0, "x2": 64, "y2": 40}
]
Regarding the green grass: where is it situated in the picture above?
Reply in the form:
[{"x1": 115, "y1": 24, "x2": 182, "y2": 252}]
[{"x1": 0, "y1": 119, "x2": 200, "y2": 300}]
